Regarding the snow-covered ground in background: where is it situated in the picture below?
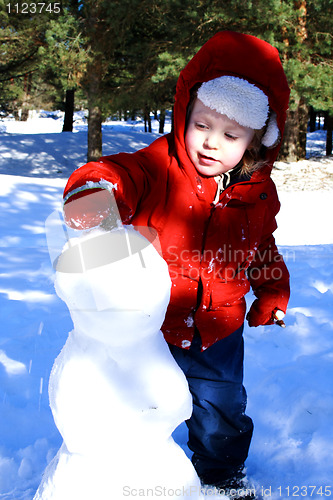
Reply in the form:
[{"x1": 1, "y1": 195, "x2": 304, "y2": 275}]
[{"x1": 0, "y1": 111, "x2": 332, "y2": 499}]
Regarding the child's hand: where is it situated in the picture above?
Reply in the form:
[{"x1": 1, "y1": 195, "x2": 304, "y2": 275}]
[
  {"x1": 246, "y1": 303, "x2": 286, "y2": 328},
  {"x1": 63, "y1": 189, "x2": 114, "y2": 230},
  {"x1": 272, "y1": 309, "x2": 286, "y2": 328}
]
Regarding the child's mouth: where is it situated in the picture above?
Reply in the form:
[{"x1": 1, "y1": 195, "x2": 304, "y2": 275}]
[{"x1": 198, "y1": 153, "x2": 219, "y2": 165}]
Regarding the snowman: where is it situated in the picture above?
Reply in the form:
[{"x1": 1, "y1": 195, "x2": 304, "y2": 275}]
[{"x1": 36, "y1": 193, "x2": 202, "y2": 499}]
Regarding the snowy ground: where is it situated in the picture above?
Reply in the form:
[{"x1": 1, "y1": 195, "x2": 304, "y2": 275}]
[{"x1": 0, "y1": 112, "x2": 333, "y2": 499}]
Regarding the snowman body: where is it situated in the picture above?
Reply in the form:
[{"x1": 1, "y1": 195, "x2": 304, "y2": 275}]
[{"x1": 35, "y1": 226, "x2": 202, "y2": 499}]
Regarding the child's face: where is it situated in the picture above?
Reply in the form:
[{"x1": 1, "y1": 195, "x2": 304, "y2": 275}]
[{"x1": 185, "y1": 98, "x2": 255, "y2": 177}]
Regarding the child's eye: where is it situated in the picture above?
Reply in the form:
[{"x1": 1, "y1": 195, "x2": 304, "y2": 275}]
[
  {"x1": 225, "y1": 133, "x2": 237, "y2": 140},
  {"x1": 195, "y1": 122, "x2": 208, "y2": 130}
]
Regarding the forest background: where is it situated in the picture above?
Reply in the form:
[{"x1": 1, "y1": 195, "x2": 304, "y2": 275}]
[{"x1": 1, "y1": 0, "x2": 332, "y2": 162}]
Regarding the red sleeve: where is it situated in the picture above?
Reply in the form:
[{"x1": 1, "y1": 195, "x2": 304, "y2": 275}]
[
  {"x1": 246, "y1": 185, "x2": 290, "y2": 326},
  {"x1": 247, "y1": 233, "x2": 290, "y2": 326},
  {"x1": 63, "y1": 153, "x2": 149, "y2": 225}
]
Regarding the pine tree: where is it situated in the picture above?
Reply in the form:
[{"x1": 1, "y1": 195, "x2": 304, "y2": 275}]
[
  {"x1": 102, "y1": 0, "x2": 212, "y2": 132},
  {"x1": 304, "y1": 0, "x2": 333, "y2": 155},
  {"x1": 0, "y1": 0, "x2": 61, "y2": 116},
  {"x1": 40, "y1": 7, "x2": 89, "y2": 131},
  {"x1": 77, "y1": 0, "x2": 145, "y2": 161}
]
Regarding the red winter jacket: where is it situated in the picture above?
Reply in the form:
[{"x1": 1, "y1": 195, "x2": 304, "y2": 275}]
[{"x1": 63, "y1": 31, "x2": 290, "y2": 350}]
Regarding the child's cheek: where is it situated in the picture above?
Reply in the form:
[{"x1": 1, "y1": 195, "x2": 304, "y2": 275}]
[{"x1": 184, "y1": 129, "x2": 197, "y2": 162}]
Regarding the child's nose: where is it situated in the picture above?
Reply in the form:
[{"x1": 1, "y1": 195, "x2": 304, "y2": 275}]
[{"x1": 204, "y1": 133, "x2": 220, "y2": 149}]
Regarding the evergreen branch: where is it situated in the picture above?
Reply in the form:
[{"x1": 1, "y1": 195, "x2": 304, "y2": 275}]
[{"x1": 0, "y1": 68, "x2": 38, "y2": 83}]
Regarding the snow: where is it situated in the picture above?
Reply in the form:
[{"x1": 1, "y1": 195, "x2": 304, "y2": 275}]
[{"x1": 0, "y1": 111, "x2": 332, "y2": 499}]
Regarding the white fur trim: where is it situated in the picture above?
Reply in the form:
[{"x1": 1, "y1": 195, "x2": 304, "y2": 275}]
[
  {"x1": 262, "y1": 112, "x2": 280, "y2": 147},
  {"x1": 63, "y1": 179, "x2": 117, "y2": 204},
  {"x1": 197, "y1": 76, "x2": 269, "y2": 130}
]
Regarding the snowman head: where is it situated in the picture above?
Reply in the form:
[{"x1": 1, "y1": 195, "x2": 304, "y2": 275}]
[{"x1": 53, "y1": 226, "x2": 171, "y2": 346}]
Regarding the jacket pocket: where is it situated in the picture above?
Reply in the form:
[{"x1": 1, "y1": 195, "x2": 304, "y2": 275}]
[{"x1": 209, "y1": 279, "x2": 250, "y2": 310}]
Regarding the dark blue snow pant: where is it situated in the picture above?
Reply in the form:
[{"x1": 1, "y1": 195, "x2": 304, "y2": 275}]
[{"x1": 168, "y1": 324, "x2": 253, "y2": 486}]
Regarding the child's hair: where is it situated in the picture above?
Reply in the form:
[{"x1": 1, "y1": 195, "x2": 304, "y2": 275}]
[
  {"x1": 242, "y1": 127, "x2": 268, "y2": 175},
  {"x1": 185, "y1": 85, "x2": 269, "y2": 176}
]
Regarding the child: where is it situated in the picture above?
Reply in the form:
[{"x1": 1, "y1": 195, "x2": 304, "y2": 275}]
[{"x1": 63, "y1": 31, "x2": 290, "y2": 498}]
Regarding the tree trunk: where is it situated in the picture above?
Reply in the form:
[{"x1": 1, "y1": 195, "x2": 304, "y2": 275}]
[
  {"x1": 279, "y1": 97, "x2": 308, "y2": 161},
  {"x1": 20, "y1": 73, "x2": 32, "y2": 121},
  {"x1": 62, "y1": 89, "x2": 75, "y2": 132},
  {"x1": 88, "y1": 104, "x2": 102, "y2": 162},
  {"x1": 279, "y1": 0, "x2": 309, "y2": 161},
  {"x1": 326, "y1": 114, "x2": 333, "y2": 156},
  {"x1": 299, "y1": 97, "x2": 308, "y2": 157},
  {"x1": 87, "y1": 72, "x2": 102, "y2": 162},
  {"x1": 159, "y1": 109, "x2": 166, "y2": 134},
  {"x1": 144, "y1": 105, "x2": 152, "y2": 133},
  {"x1": 308, "y1": 106, "x2": 316, "y2": 132},
  {"x1": 294, "y1": 0, "x2": 307, "y2": 42},
  {"x1": 20, "y1": 108, "x2": 29, "y2": 121}
]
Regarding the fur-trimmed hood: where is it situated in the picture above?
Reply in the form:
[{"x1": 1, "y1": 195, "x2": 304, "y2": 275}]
[{"x1": 173, "y1": 31, "x2": 290, "y2": 176}]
